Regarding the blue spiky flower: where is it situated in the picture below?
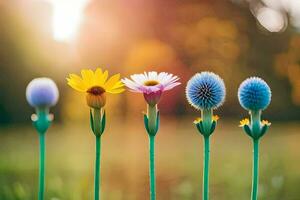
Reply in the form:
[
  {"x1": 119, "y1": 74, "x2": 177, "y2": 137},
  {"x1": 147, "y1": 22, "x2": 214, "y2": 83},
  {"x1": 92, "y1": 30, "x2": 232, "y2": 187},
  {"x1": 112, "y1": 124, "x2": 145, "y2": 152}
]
[
  {"x1": 26, "y1": 78, "x2": 59, "y2": 108},
  {"x1": 186, "y1": 72, "x2": 226, "y2": 110},
  {"x1": 238, "y1": 77, "x2": 271, "y2": 111}
]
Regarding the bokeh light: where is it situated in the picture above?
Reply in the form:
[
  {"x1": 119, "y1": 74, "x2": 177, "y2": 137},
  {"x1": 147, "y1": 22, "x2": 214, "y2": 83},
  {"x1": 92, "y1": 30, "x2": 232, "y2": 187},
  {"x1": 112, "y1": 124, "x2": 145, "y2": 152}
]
[
  {"x1": 256, "y1": 7, "x2": 287, "y2": 32},
  {"x1": 48, "y1": 0, "x2": 90, "y2": 42}
]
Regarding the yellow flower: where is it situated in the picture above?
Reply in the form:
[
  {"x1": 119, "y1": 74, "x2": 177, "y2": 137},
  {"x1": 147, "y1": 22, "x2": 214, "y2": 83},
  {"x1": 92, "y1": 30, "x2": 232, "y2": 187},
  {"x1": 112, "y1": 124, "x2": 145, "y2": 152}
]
[
  {"x1": 193, "y1": 115, "x2": 219, "y2": 124},
  {"x1": 212, "y1": 115, "x2": 219, "y2": 121},
  {"x1": 67, "y1": 68, "x2": 125, "y2": 108},
  {"x1": 239, "y1": 118, "x2": 250, "y2": 127},
  {"x1": 262, "y1": 120, "x2": 271, "y2": 126},
  {"x1": 193, "y1": 117, "x2": 202, "y2": 124}
]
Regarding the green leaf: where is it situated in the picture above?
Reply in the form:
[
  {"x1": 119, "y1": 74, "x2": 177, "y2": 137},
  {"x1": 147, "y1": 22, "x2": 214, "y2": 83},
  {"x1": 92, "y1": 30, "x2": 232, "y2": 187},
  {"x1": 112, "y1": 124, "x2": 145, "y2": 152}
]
[
  {"x1": 195, "y1": 121, "x2": 204, "y2": 136},
  {"x1": 101, "y1": 110, "x2": 106, "y2": 134},
  {"x1": 90, "y1": 109, "x2": 95, "y2": 133},
  {"x1": 154, "y1": 111, "x2": 160, "y2": 135},
  {"x1": 143, "y1": 114, "x2": 150, "y2": 134},
  {"x1": 210, "y1": 120, "x2": 217, "y2": 135},
  {"x1": 260, "y1": 124, "x2": 270, "y2": 138},
  {"x1": 243, "y1": 124, "x2": 253, "y2": 138}
]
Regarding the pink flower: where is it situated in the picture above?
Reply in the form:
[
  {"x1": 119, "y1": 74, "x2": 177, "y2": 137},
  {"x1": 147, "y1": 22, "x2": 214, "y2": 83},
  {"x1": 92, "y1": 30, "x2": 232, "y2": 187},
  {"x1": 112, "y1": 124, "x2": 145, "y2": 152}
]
[{"x1": 122, "y1": 71, "x2": 181, "y2": 105}]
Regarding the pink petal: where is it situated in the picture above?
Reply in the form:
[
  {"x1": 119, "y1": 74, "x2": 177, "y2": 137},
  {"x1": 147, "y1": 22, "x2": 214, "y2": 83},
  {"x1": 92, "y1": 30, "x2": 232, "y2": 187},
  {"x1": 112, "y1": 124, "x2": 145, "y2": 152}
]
[{"x1": 163, "y1": 82, "x2": 181, "y2": 91}]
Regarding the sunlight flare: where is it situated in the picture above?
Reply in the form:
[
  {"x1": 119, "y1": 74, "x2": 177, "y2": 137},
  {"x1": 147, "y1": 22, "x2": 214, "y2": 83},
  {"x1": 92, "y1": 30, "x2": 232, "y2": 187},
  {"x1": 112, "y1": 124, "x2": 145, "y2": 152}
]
[{"x1": 48, "y1": 0, "x2": 90, "y2": 42}]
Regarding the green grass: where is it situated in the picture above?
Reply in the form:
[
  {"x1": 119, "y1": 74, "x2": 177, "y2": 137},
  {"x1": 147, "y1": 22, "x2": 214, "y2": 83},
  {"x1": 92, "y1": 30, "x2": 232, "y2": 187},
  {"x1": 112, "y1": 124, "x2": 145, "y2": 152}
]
[{"x1": 0, "y1": 118, "x2": 300, "y2": 200}]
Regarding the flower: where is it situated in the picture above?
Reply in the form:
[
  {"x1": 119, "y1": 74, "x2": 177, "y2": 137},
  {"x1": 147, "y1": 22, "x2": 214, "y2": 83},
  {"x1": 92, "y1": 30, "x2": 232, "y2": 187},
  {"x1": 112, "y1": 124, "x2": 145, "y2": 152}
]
[
  {"x1": 239, "y1": 118, "x2": 250, "y2": 127},
  {"x1": 193, "y1": 115, "x2": 219, "y2": 124},
  {"x1": 67, "y1": 68, "x2": 124, "y2": 108},
  {"x1": 212, "y1": 115, "x2": 219, "y2": 121},
  {"x1": 186, "y1": 72, "x2": 226, "y2": 110},
  {"x1": 26, "y1": 78, "x2": 59, "y2": 108},
  {"x1": 238, "y1": 77, "x2": 271, "y2": 111},
  {"x1": 262, "y1": 120, "x2": 271, "y2": 126},
  {"x1": 193, "y1": 117, "x2": 202, "y2": 124},
  {"x1": 122, "y1": 71, "x2": 180, "y2": 106}
]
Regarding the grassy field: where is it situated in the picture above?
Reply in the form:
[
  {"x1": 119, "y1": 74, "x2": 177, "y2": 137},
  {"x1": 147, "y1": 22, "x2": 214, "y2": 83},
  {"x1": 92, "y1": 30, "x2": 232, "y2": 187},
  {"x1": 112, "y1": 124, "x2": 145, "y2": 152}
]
[{"x1": 0, "y1": 117, "x2": 300, "y2": 200}]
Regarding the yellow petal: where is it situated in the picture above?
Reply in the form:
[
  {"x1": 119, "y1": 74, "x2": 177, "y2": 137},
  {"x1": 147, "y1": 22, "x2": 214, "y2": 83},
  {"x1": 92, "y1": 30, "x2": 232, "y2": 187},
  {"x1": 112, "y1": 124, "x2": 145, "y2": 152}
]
[
  {"x1": 104, "y1": 73, "x2": 121, "y2": 90},
  {"x1": 193, "y1": 117, "x2": 202, "y2": 124},
  {"x1": 239, "y1": 118, "x2": 250, "y2": 127},
  {"x1": 69, "y1": 74, "x2": 87, "y2": 88},
  {"x1": 102, "y1": 70, "x2": 109, "y2": 83},
  {"x1": 111, "y1": 81, "x2": 124, "y2": 90},
  {"x1": 69, "y1": 73, "x2": 83, "y2": 82},
  {"x1": 94, "y1": 68, "x2": 103, "y2": 86},
  {"x1": 212, "y1": 115, "x2": 219, "y2": 121},
  {"x1": 95, "y1": 68, "x2": 103, "y2": 78},
  {"x1": 67, "y1": 78, "x2": 86, "y2": 92},
  {"x1": 107, "y1": 88, "x2": 125, "y2": 94},
  {"x1": 95, "y1": 68, "x2": 109, "y2": 86},
  {"x1": 106, "y1": 82, "x2": 125, "y2": 93},
  {"x1": 81, "y1": 69, "x2": 94, "y2": 87},
  {"x1": 262, "y1": 120, "x2": 271, "y2": 126}
]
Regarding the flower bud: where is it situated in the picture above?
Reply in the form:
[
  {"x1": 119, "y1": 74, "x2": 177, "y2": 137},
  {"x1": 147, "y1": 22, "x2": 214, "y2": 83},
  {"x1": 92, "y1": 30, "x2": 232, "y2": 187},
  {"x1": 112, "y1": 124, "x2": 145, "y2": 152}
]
[
  {"x1": 238, "y1": 77, "x2": 271, "y2": 111},
  {"x1": 26, "y1": 78, "x2": 59, "y2": 108},
  {"x1": 143, "y1": 90, "x2": 162, "y2": 106},
  {"x1": 186, "y1": 72, "x2": 226, "y2": 110},
  {"x1": 86, "y1": 86, "x2": 106, "y2": 109}
]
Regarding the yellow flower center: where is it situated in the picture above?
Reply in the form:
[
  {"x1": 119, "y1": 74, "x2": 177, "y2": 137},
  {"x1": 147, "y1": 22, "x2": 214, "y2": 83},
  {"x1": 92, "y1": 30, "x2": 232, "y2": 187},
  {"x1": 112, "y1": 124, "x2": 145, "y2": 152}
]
[
  {"x1": 144, "y1": 80, "x2": 159, "y2": 86},
  {"x1": 87, "y1": 86, "x2": 105, "y2": 96}
]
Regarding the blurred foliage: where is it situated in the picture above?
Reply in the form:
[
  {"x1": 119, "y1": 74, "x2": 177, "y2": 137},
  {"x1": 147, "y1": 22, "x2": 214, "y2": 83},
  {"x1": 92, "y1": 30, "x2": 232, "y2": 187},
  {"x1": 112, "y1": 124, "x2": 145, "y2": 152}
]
[
  {"x1": 0, "y1": 0, "x2": 299, "y2": 124},
  {"x1": 275, "y1": 36, "x2": 300, "y2": 105}
]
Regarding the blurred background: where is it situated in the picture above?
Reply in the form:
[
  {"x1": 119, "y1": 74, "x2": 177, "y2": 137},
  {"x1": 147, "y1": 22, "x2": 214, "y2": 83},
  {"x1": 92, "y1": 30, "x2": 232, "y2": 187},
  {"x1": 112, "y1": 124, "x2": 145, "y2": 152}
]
[{"x1": 0, "y1": 0, "x2": 300, "y2": 199}]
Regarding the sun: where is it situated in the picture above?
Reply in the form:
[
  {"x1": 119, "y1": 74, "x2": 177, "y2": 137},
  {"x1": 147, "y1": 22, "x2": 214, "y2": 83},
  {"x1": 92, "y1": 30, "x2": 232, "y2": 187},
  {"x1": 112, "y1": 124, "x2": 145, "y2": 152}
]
[{"x1": 47, "y1": 0, "x2": 90, "y2": 42}]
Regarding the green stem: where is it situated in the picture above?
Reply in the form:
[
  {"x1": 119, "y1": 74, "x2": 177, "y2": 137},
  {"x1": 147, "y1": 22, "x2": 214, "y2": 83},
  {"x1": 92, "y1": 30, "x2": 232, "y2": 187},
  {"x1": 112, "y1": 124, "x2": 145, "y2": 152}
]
[
  {"x1": 250, "y1": 110, "x2": 261, "y2": 137},
  {"x1": 202, "y1": 109, "x2": 213, "y2": 134},
  {"x1": 203, "y1": 136, "x2": 210, "y2": 200},
  {"x1": 33, "y1": 108, "x2": 51, "y2": 200},
  {"x1": 38, "y1": 133, "x2": 45, "y2": 200},
  {"x1": 147, "y1": 105, "x2": 157, "y2": 134},
  {"x1": 251, "y1": 139, "x2": 259, "y2": 200},
  {"x1": 94, "y1": 136, "x2": 101, "y2": 200},
  {"x1": 149, "y1": 135, "x2": 156, "y2": 200}
]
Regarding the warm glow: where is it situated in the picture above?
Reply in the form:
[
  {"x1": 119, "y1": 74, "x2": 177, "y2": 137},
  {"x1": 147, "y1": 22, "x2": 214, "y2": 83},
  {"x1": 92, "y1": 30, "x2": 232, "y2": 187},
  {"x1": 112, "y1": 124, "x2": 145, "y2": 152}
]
[
  {"x1": 256, "y1": 7, "x2": 286, "y2": 32},
  {"x1": 48, "y1": 0, "x2": 90, "y2": 42}
]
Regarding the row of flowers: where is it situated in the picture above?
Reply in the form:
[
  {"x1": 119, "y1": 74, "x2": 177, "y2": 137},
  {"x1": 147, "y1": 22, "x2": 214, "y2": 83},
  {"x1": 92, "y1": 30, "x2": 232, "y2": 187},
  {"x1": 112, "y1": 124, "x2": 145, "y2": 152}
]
[{"x1": 26, "y1": 68, "x2": 271, "y2": 200}]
